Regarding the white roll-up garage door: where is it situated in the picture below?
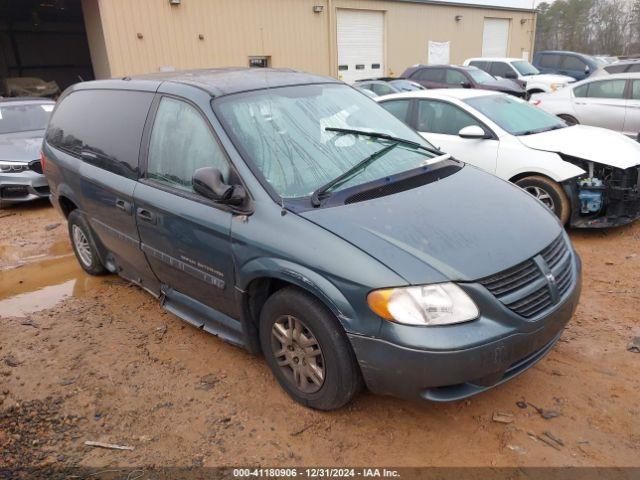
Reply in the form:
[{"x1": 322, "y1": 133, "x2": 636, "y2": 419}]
[
  {"x1": 337, "y1": 9, "x2": 384, "y2": 84},
  {"x1": 482, "y1": 18, "x2": 510, "y2": 57}
]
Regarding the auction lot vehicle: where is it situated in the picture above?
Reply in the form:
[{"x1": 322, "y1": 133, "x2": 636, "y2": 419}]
[
  {"x1": 531, "y1": 73, "x2": 640, "y2": 138},
  {"x1": 44, "y1": 69, "x2": 581, "y2": 409},
  {"x1": 533, "y1": 51, "x2": 601, "y2": 81},
  {"x1": 402, "y1": 65, "x2": 526, "y2": 97},
  {"x1": 0, "y1": 97, "x2": 55, "y2": 207},
  {"x1": 463, "y1": 57, "x2": 574, "y2": 97},
  {"x1": 378, "y1": 89, "x2": 640, "y2": 228}
]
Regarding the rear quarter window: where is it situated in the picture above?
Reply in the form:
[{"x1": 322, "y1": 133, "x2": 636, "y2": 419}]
[{"x1": 46, "y1": 89, "x2": 154, "y2": 179}]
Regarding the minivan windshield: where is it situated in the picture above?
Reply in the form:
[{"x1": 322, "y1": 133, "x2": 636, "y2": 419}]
[
  {"x1": 512, "y1": 61, "x2": 540, "y2": 76},
  {"x1": 0, "y1": 103, "x2": 53, "y2": 135},
  {"x1": 465, "y1": 94, "x2": 566, "y2": 136},
  {"x1": 215, "y1": 83, "x2": 441, "y2": 199}
]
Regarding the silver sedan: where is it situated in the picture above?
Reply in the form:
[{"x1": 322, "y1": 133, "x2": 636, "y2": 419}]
[
  {"x1": 0, "y1": 98, "x2": 54, "y2": 207},
  {"x1": 531, "y1": 72, "x2": 640, "y2": 139}
]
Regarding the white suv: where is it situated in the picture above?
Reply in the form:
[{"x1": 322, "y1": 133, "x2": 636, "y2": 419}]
[{"x1": 463, "y1": 57, "x2": 574, "y2": 97}]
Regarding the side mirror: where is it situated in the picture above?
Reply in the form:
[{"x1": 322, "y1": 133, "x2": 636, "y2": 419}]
[
  {"x1": 458, "y1": 125, "x2": 488, "y2": 139},
  {"x1": 505, "y1": 72, "x2": 518, "y2": 79},
  {"x1": 192, "y1": 167, "x2": 246, "y2": 206},
  {"x1": 585, "y1": 65, "x2": 591, "y2": 74},
  {"x1": 461, "y1": 81, "x2": 472, "y2": 89}
]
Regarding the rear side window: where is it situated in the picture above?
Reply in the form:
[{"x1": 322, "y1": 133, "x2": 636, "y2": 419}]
[
  {"x1": 629, "y1": 64, "x2": 640, "y2": 73},
  {"x1": 370, "y1": 83, "x2": 396, "y2": 96},
  {"x1": 561, "y1": 56, "x2": 587, "y2": 71},
  {"x1": 584, "y1": 80, "x2": 626, "y2": 99},
  {"x1": 631, "y1": 80, "x2": 640, "y2": 100},
  {"x1": 146, "y1": 97, "x2": 230, "y2": 193},
  {"x1": 415, "y1": 68, "x2": 444, "y2": 82},
  {"x1": 469, "y1": 61, "x2": 490, "y2": 72},
  {"x1": 490, "y1": 62, "x2": 515, "y2": 78},
  {"x1": 379, "y1": 100, "x2": 411, "y2": 123},
  {"x1": 46, "y1": 90, "x2": 153, "y2": 179},
  {"x1": 604, "y1": 64, "x2": 627, "y2": 74},
  {"x1": 538, "y1": 54, "x2": 562, "y2": 68}
]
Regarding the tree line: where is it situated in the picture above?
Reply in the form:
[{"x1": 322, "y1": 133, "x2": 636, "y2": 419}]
[{"x1": 535, "y1": 0, "x2": 640, "y2": 56}]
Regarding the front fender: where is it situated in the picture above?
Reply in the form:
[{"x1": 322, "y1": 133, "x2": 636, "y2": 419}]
[
  {"x1": 237, "y1": 257, "x2": 360, "y2": 333},
  {"x1": 498, "y1": 147, "x2": 586, "y2": 183}
]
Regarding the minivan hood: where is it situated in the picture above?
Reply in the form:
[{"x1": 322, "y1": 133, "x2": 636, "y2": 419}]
[
  {"x1": 300, "y1": 166, "x2": 562, "y2": 285},
  {"x1": 0, "y1": 132, "x2": 45, "y2": 162},
  {"x1": 518, "y1": 125, "x2": 640, "y2": 169}
]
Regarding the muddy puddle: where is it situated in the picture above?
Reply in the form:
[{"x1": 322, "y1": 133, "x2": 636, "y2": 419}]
[{"x1": 0, "y1": 241, "x2": 103, "y2": 318}]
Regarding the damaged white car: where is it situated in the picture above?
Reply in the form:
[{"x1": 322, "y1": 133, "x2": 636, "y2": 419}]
[{"x1": 377, "y1": 89, "x2": 640, "y2": 228}]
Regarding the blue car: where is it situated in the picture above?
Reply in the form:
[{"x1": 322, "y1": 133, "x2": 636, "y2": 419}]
[
  {"x1": 43, "y1": 68, "x2": 581, "y2": 410},
  {"x1": 533, "y1": 51, "x2": 602, "y2": 81}
]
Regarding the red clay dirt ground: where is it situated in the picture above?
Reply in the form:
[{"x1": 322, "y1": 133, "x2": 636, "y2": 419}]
[{"x1": 1, "y1": 200, "x2": 639, "y2": 468}]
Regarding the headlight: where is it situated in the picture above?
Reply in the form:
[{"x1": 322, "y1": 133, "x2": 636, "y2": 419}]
[
  {"x1": 550, "y1": 83, "x2": 566, "y2": 92},
  {"x1": 0, "y1": 161, "x2": 30, "y2": 173},
  {"x1": 367, "y1": 283, "x2": 479, "y2": 326}
]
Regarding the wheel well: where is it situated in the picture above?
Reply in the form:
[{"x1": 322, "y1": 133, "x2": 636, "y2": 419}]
[
  {"x1": 58, "y1": 196, "x2": 78, "y2": 218},
  {"x1": 527, "y1": 88, "x2": 545, "y2": 94},
  {"x1": 509, "y1": 172, "x2": 554, "y2": 184}
]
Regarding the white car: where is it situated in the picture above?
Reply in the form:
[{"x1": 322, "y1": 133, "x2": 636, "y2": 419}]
[
  {"x1": 463, "y1": 57, "x2": 574, "y2": 97},
  {"x1": 376, "y1": 89, "x2": 640, "y2": 228},
  {"x1": 531, "y1": 72, "x2": 640, "y2": 138}
]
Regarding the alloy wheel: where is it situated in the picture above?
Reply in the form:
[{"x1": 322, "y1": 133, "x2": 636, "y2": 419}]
[
  {"x1": 271, "y1": 315, "x2": 325, "y2": 394},
  {"x1": 524, "y1": 185, "x2": 556, "y2": 212},
  {"x1": 72, "y1": 225, "x2": 93, "y2": 268}
]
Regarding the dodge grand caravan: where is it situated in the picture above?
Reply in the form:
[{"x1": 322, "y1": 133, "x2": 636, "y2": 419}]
[{"x1": 43, "y1": 69, "x2": 582, "y2": 410}]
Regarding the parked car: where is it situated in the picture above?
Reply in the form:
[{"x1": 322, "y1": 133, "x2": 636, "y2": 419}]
[
  {"x1": 401, "y1": 65, "x2": 526, "y2": 97},
  {"x1": 44, "y1": 68, "x2": 581, "y2": 409},
  {"x1": 594, "y1": 56, "x2": 619, "y2": 65},
  {"x1": 531, "y1": 73, "x2": 640, "y2": 138},
  {"x1": 354, "y1": 78, "x2": 424, "y2": 97},
  {"x1": 591, "y1": 58, "x2": 640, "y2": 77},
  {"x1": 463, "y1": 57, "x2": 574, "y2": 97},
  {"x1": 377, "y1": 89, "x2": 640, "y2": 228},
  {"x1": 532, "y1": 51, "x2": 601, "y2": 81},
  {"x1": 0, "y1": 97, "x2": 55, "y2": 207}
]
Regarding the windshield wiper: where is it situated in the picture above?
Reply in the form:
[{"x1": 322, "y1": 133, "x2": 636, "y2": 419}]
[
  {"x1": 325, "y1": 127, "x2": 442, "y2": 155},
  {"x1": 310, "y1": 142, "x2": 399, "y2": 207}
]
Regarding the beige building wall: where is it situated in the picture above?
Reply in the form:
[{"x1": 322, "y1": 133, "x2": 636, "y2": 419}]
[{"x1": 86, "y1": 0, "x2": 536, "y2": 79}]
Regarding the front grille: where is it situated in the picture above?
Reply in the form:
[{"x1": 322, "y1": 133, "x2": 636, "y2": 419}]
[
  {"x1": 479, "y1": 235, "x2": 574, "y2": 319},
  {"x1": 0, "y1": 186, "x2": 29, "y2": 199}
]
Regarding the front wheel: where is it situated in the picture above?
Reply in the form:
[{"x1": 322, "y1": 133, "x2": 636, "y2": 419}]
[
  {"x1": 516, "y1": 175, "x2": 571, "y2": 225},
  {"x1": 259, "y1": 287, "x2": 362, "y2": 410}
]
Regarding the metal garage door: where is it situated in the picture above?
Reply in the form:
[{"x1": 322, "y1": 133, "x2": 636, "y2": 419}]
[
  {"x1": 482, "y1": 18, "x2": 510, "y2": 57},
  {"x1": 337, "y1": 9, "x2": 384, "y2": 84}
]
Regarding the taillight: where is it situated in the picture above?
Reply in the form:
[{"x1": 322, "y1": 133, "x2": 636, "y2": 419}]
[{"x1": 40, "y1": 151, "x2": 47, "y2": 173}]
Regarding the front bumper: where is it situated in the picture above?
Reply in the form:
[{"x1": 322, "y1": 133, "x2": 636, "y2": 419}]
[
  {"x1": 0, "y1": 170, "x2": 50, "y2": 205},
  {"x1": 348, "y1": 253, "x2": 582, "y2": 402}
]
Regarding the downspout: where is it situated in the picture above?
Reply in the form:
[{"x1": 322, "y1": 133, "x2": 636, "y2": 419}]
[{"x1": 327, "y1": 0, "x2": 336, "y2": 78}]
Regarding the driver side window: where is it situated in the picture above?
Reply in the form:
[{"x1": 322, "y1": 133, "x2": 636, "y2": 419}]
[
  {"x1": 147, "y1": 97, "x2": 231, "y2": 193},
  {"x1": 416, "y1": 100, "x2": 482, "y2": 135}
]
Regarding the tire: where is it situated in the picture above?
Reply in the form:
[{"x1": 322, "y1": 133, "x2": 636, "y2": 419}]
[
  {"x1": 67, "y1": 210, "x2": 108, "y2": 275},
  {"x1": 516, "y1": 175, "x2": 571, "y2": 225},
  {"x1": 558, "y1": 114, "x2": 579, "y2": 126},
  {"x1": 259, "y1": 287, "x2": 362, "y2": 410}
]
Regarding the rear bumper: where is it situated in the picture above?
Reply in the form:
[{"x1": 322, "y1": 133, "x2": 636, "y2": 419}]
[
  {"x1": 348, "y1": 255, "x2": 581, "y2": 402},
  {"x1": 0, "y1": 170, "x2": 50, "y2": 205}
]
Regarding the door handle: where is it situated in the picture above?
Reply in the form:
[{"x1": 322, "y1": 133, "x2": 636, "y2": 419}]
[
  {"x1": 136, "y1": 208, "x2": 156, "y2": 224},
  {"x1": 115, "y1": 198, "x2": 131, "y2": 214}
]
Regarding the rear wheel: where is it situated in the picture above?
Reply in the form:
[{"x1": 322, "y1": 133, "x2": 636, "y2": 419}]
[
  {"x1": 68, "y1": 210, "x2": 107, "y2": 275},
  {"x1": 558, "y1": 114, "x2": 579, "y2": 126},
  {"x1": 516, "y1": 175, "x2": 571, "y2": 225},
  {"x1": 259, "y1": 287, "x2": 362, "y2": 410}
]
